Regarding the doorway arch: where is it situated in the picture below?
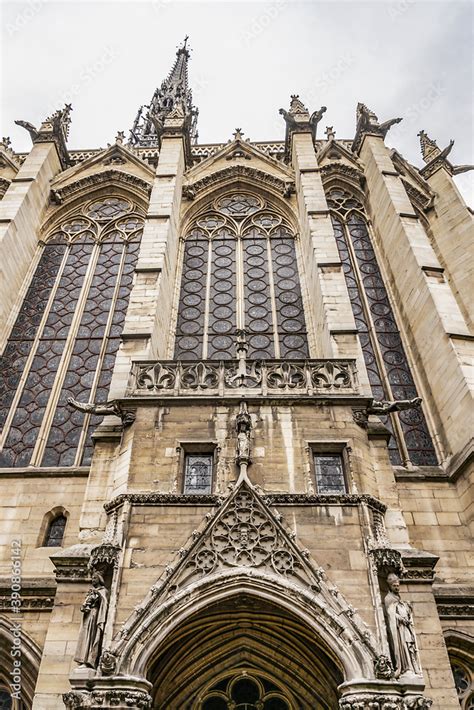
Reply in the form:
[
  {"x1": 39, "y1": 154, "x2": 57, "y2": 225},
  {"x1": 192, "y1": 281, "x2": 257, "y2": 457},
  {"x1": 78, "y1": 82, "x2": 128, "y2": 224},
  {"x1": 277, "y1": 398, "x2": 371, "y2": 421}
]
[{"x1": 146, "y1": 593, "x2": 344, "y2": 708}]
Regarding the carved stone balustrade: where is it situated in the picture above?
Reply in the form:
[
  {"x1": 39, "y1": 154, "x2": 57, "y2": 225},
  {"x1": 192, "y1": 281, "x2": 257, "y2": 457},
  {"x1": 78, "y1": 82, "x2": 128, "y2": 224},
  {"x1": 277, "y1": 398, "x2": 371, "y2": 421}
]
[{"x1": 128, "y1": 358, "x2": 359, "y2": 399}]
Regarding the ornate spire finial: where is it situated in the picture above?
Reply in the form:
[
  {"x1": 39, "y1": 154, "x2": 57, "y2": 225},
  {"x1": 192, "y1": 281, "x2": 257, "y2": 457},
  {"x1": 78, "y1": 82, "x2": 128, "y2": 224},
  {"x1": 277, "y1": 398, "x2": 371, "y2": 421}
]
[
  {"x1": 233, "y1": 128, "x2": 244, "y2": 141},
  {"x1": 417, "y1": 130, "x2": 472, "y2": 178},
  {"x1": 352, "y1": 102, "x2": 402, "y2": 153},
  {"x1": 129, "y1": 38, "x2": 198, "y2": 148},
  {"x1": 417, "y1": 129, "x2": 440, "y2": 163}
]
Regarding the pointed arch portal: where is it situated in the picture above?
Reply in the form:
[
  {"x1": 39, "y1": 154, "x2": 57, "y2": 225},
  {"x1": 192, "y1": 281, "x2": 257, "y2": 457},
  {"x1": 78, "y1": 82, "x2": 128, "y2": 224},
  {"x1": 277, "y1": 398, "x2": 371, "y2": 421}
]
[{"x1": 147, "y1": 594, "x2": 343, "y2": 709}]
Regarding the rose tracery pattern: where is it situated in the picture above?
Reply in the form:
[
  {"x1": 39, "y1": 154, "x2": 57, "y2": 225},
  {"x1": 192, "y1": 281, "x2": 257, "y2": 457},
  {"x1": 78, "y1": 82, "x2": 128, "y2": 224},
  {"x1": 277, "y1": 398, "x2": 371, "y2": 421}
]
[
  {"x1": 181, "y1": 486, "x2": 301, "y2": 584},
  {"x1": 0, "y1": 196, "x2": 144, "y2": 468}
]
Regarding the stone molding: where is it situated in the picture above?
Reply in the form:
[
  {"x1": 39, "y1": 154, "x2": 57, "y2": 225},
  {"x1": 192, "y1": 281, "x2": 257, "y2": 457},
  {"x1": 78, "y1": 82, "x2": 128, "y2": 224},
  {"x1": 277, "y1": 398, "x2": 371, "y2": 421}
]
[
  {"x1": 103, "y1": 491, "x2": 387, "y2": 514},
  {"x1": 0, "y1": 578, "x2": 56, "y2": 611},
  {"x1": 339, "y1": 680, "x2": 431, "y2": 710},
  {"x1": 49, "y1": 170, "x2": 152, "y2": 205},
  {"x1": 130, "y1": 358, "x2": 359, "y2": 398},
  {"x1": 182, "y1": 164, "x2": 295, "y2": 200},
  {"x1": 50, "y1": 544, "x2": 95, "y2": 582}
]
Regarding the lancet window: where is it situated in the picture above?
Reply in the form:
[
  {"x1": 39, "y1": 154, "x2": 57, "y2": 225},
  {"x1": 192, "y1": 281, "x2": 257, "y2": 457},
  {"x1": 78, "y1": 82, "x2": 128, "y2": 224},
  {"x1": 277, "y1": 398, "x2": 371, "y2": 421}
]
[
  {"x1": 175, "y1": 193, "x2": 309, "y2": 360},
  {"x1": 0, "y1": 196, "x2": 144, "y2": 468},
  {"x1": 327, "y1": 188, "x2": 437, "y2": 466}
]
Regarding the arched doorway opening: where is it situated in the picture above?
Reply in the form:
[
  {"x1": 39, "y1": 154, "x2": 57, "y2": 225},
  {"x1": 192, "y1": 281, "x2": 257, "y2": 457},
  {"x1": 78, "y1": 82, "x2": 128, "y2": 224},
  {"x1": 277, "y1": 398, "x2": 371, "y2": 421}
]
[{"x1": 147, "y1": 594, "x2": 344, "y2": 709}]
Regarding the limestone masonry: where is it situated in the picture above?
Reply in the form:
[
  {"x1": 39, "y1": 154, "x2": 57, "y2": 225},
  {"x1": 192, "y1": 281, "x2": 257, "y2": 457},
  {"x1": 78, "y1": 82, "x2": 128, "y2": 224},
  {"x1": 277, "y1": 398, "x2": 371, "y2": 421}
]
[{"x1": 0, "y1": 38, "x2": 472, "y2": 710}]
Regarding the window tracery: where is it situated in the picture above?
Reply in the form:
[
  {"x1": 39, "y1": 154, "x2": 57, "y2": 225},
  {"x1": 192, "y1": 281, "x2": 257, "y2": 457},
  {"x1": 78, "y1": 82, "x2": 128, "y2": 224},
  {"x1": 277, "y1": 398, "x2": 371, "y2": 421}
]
[
  {"x1": 175, "y1": 193, "x2": 308, "y2": 360},
  {"x1": 450, "y1": 659, "x2": 474, "y2": 709},
  {"x1": 0, "y1": 196, "x2": 144, "y2": 468},
  {"x1": 199, "y1": 671, "x2": 292, "y2": 710},
  {"x1": 327, "y1": 188, "x2": 437, "y2": 466}
]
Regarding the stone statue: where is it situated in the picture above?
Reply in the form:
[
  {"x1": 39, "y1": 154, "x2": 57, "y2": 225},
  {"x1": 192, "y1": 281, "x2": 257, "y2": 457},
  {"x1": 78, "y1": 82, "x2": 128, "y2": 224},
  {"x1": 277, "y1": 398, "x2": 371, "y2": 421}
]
[
  {"x1": 236, "y1": 400, "x2": 252, "y2": 464},
  {"x1": 67, "y1": 397, "x2": 135, "y2": 426},
  {"x1": 74, "y1": 572, "x2": 109, "y2": 668},
  {"x1": 384, "y1": 573, "x2": 420, "y2": 678},
  {"x1": 367, "y1": 397, "x2": 421, "y2": 415}
]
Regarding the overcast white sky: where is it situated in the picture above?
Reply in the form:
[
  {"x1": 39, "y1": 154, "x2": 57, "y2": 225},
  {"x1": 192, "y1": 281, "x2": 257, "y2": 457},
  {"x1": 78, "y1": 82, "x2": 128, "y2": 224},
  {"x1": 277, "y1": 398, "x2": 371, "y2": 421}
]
[{"x1": 1, "y1": 0, "x2": 473, "y2": 202}]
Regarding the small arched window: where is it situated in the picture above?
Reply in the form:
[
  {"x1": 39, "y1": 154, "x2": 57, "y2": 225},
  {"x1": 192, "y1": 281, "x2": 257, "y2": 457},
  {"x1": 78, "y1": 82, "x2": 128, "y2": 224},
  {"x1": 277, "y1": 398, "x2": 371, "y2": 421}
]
[
  {"x1": 175, "y1": 193, "x2": 309, "y2": 360},
  {"x1": 44, "y1": 513, "x2": 67, "y2": 547}
]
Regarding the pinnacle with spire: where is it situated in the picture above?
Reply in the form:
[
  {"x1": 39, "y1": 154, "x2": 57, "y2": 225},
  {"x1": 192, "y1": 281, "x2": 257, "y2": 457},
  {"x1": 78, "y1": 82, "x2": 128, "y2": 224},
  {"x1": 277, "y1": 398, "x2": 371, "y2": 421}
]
[{"x1": 129, "y1": 37, "x2": 199, "y2": 147}]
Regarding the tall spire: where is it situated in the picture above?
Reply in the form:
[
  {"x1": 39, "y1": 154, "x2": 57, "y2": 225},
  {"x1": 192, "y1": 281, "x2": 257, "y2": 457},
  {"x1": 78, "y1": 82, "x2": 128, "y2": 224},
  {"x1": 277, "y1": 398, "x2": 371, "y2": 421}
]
[{"x1": 129, "y1": 37, "x2": 199, "y2": 147}]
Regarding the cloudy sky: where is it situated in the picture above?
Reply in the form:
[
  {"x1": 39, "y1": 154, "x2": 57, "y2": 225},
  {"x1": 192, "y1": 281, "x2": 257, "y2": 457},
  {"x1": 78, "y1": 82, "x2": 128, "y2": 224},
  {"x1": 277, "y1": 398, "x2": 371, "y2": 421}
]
[{"x1": 1, "y1": 0, "x2": 472, "y2": 202}]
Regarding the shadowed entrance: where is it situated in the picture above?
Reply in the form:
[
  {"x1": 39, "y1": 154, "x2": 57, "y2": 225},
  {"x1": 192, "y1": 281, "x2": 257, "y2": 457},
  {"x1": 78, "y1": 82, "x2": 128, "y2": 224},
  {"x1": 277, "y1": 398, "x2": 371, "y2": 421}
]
[{"x1": 147, "y1": 595, "x2": 344, "y2": 709}]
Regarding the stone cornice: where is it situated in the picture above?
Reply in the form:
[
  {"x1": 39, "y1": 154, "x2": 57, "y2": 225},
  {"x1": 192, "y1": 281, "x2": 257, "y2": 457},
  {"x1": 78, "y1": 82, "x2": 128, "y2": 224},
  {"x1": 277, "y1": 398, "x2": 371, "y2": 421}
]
[
  {"x1": 104, "y1": 491, "x2": 387, "y2": 514},
  {"x1": 0, "y1": 577, "x2": 56, "y2": 611}
]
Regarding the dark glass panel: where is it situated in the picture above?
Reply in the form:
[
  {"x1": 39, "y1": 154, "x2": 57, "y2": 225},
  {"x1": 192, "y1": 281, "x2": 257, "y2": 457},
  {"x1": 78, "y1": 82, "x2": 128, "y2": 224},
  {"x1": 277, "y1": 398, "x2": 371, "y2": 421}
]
[
  {"x1": 208, "y1": 236, "x2": 236, "y2": 360},
  {"x1": 314, "y1": 454, "x2": 346, "y2": 494},
  {"x1": 243, "y1": 234, "x2": 274, "y2": 359},
  {"x1": 45, "y1": 514, "x2": 67, "y2": 547},
  {"x1": 184, "y1": 454, "x2": 213, "y2": 494},
  {"x1": 332, "y1": 216, "x2": 402, "y2": 465},
  {"x1": 271, "y1": 236, "x2": 308, "y2": 358},
  {"x1": 0, "y1": 244, "x2": 66, "y2": 428},
  {"x1": 345, "y1": 214, "x2": 437, "y2": 465},
  {"x1": 174, "y1": 237, "x2": 207, "y2": 359}
]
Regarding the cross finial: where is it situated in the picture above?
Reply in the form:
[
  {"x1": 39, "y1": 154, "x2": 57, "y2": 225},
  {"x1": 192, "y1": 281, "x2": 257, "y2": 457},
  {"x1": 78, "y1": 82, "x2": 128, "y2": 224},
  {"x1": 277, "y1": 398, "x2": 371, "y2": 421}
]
[
  {"x1": 233, "y1": 128, "x2": 244, "y2": 141},
  {"x1": 325, "y1": 126, "x2": 336, "y2": 141},
  {"x1": 115, "y1": 130, "x2": 125, "y2": 144},
  {"x1": 1, "y1": 136, "x2": 11, "y2": 148}
]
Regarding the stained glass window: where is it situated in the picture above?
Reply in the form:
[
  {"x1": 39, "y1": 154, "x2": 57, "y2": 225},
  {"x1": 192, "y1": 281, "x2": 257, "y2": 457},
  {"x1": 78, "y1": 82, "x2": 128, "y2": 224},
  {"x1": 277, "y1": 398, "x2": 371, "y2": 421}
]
[
  {"x1": 327, "y1": 188, "x2": 437, "y2": 466},
  {"x1": 450, "y1": 660, "x2": 473, "y2": 709},
  {"x1": 201, "y1": 672, "x2": 291, "y2": 710},
  {"x1": 0, "y1": 196, "x2": 144, "y2": 468},
  {"x1": 314, "y1": 454, "x2": 346, "y2": 494},
  {"x1": 184, "y1": 454, "x2": 213, "y2": 494},
  {"x1": 175, "y1": 193, "x2": 308, "y2": 360},
  {"x1": 44, "y1": 514, "x2": 67, "y2": 547}
]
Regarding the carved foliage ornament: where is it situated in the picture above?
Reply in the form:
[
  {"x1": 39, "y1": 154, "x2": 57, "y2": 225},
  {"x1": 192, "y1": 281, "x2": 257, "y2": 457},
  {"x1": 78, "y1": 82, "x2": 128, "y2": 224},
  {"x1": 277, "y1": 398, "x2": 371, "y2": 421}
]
[{"x1": 339, "y1": 695, "x2": 432, "y2": 710}]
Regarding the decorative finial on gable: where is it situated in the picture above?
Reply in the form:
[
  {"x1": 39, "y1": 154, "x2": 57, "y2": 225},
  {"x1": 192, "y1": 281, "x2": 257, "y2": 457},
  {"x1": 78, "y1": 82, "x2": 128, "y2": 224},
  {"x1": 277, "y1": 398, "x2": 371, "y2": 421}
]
[
  {"x1": 115, "y1": 131, "x2": 125, "y2": 145},
  {"x1": 352, "y1": 102, "x2": 402, "y2": 153},
  {"x1": 233, "y1": 127, "x2": 244, "y2": 141},
  {"x1": 325, "y1": 126, "x2": 336, "y2": 141},
  {"x1": 417, "y1": 130, "x2": 473, "y2": 178}
]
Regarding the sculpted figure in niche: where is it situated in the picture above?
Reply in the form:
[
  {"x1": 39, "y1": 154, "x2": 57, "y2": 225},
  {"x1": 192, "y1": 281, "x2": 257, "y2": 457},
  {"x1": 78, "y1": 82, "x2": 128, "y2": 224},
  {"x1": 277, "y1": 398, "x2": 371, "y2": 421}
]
[
  {"x1": 74, "y1": 572, "x2": 109, "y2": 668},
  {"x1": 384, "y1": 572, "x2": 421, "y2": 678}
]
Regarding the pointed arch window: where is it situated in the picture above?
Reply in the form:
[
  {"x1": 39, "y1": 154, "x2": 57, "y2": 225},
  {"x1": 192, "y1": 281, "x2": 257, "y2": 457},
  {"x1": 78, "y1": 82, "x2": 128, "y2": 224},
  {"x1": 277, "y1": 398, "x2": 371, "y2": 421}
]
[
  {"x1": 0, "y1": 196, "x2": 144, "y2": 468},
  {"x1": 175, "y1": 193, "x2": 309, "y2": 361},
  {"x1": 327, "y1": 188, "x2": 437, "y2": 466}
]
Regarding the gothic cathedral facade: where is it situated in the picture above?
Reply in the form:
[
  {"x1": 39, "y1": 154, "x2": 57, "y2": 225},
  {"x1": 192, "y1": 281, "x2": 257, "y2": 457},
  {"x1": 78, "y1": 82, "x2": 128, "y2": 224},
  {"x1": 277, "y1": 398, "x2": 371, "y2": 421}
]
[{"x1": 0, "y1": 40, "x2": 472, "y2": 709}]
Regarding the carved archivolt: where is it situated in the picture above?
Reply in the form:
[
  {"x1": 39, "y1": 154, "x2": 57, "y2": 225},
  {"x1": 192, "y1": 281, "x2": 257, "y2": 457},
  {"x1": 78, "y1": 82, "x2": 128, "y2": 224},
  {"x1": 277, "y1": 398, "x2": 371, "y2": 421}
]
[
  {"x1": 182, "y1": 164, "x2": 295, "y2": 202},
  {"x1": 49, "y1": 169, "x2": 152, "y2": 206}
]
